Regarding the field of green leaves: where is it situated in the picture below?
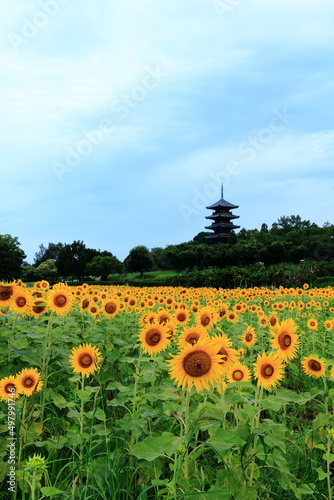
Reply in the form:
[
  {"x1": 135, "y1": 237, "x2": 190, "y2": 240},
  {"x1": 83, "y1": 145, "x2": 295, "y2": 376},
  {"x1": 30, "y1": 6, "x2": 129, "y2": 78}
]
[{"x1": 0, "y1": 281, "x2": 333, "y2": 499}]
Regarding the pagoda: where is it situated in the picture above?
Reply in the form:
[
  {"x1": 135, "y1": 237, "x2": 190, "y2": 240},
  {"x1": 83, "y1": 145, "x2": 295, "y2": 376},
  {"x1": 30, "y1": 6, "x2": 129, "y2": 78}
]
[{"x1": 205, "y1": 184, "x2": 240, "y2": 243}]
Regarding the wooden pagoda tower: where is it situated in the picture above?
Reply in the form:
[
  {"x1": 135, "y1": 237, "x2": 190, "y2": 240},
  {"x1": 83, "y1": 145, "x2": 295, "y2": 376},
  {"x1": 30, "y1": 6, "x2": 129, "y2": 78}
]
[{"x1": 205, "y1": 184, "x2": 240, "y2": 243}]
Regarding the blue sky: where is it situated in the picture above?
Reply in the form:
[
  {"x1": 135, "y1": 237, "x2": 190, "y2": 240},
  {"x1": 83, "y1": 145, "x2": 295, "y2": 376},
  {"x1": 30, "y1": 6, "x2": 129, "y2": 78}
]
[{"x1": 1, "y1": 0, "x2": 334, "y2": 264}]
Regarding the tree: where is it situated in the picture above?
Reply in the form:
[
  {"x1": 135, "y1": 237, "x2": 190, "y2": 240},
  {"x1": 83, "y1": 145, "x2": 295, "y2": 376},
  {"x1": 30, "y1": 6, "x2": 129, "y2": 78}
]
[
  {"x1": 271, "y1": 215, "x2": 311, "y2": 233},
  {"x1": 35, "y1": 259, "x2": 60, "y2": 283},
  {"x1": 0, "y1": 234, "x2": 26, "y2": 280},
  {"x1": 125, "y1": 246, "x2": 153, "y2": 278},
  {"x1": 34, "y1": 242, "x2": 64, "y2": 267},
  {"x1": 86, "y1": 255, "x2": 123, "y2": 280},
  {"x1": 57, "y1": 241, "x2": 99, "y2": 280},
  {"x1": 21, "y1": 265, "x2": 39, "y2": 282}
]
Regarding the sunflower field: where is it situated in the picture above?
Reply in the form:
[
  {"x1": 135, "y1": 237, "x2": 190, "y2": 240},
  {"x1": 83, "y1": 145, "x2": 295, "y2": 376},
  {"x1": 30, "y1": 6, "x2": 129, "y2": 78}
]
[{"x1": 0, "y1": 280, "x2": 334, "y2": 499}]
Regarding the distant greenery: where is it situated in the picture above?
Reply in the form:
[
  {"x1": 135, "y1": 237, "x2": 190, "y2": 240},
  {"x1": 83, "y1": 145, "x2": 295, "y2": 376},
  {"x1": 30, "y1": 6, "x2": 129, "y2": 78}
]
[{"x1": 2, "y1": 214, "x2": 334, "y2": 287}]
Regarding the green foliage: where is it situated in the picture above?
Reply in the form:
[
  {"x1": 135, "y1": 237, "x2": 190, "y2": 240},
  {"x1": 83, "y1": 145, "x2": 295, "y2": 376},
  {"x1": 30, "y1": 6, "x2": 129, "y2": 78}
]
[
  {"x1": 125, "y1": 245, "x2": 154, "y2": 278},
  {"x1": 85, "y1": 255, "x2": 123, "y2": 280},
  {"x1": 0, "y1": 287, "x2": 334, "y2": 498},
  {"x1": 0, "y1": 234, "x2": 26, "y2": 281},
  {"x1": 35, "y1": 259, "x2": 60, "y2": 283}
]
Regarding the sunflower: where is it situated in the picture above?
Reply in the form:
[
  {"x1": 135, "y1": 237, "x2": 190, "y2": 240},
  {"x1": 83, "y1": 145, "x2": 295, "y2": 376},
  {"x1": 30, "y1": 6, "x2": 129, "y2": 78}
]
[
  {"x1": 330, "y1": 366, "x2": 334, "y2": 381},
  {"x1": 157, "y1": 310, "x2": 173, "y2": 325},
  {"x1": 30, "y1": 299, "x2": 49, "y2": 317},
  {"x1": 80, "y1": 296, "x2": 90, "y2": 313},
  {"x1": 168, "y1": 338, "x2": 225, "y2": 393},
  {"x1": 40, "y1": 280, "x2": 50, "y2": 291},
  {"x1": 0, "y1": 376, "x2": 21, "y2": 401},
  {"x1": 0, "y1": 283, "x2": 15, "y2": 306},
  {"x1": 165, "y1": 320, "x2": 178, "y2": 339},
  {"x1": 324, "y1": 320, "x2": 333, "y2": 331},
  {"x1": 174, "y1": 308, "x2": 190, "y2": 326},
  {"x1": 48, "y1": 288, "x2": 74, "y2": 316},
  {"x1": 269, "y1": 312, "x2": 279, "y2": 328},
  {"x1": 307, "y1": 318, "x2": 318, "y2": 331},
  {"x1": 302, "y1": 355, "x2": 326, "y2": 378},
  {"x1": 226, "y1": 311, "x2": 239, "y2": 323},
  {"x1": 212, "y1": 334, "x2": 238, "y2": 373},
  {"x1": 270, "y1": 318, "x2": 300, "y2": 361},
  {"x1": 253, "y1": 352, "x2": 285, "y2": 390},
  {"x1": 196, "y1": 307, "x2": 217, "y2": 329},
  {"x1": 227, "y1": 361, "x2": 251, "y2": 383},
  {"x1": 178, "y1": 326, "x2": 209, "y2": 348},
  {"x1": 138, "y1": 324, "x2": 170, "y2": 355},
  {"x1": 101, "y1": 299, "x2": 119, "y2": 318},
  {"x1": 240, "y1": 326, "x2": 256, "y2": 347},
  {"x1": 16, "y1": 368, "x2": 43, "y2": 396},
  {"x1": 69, "y1": 344, "x2": 103, "y2": 377},
  {"x1": 9, "y1": 288, "x2": 33, "y2": 315}
]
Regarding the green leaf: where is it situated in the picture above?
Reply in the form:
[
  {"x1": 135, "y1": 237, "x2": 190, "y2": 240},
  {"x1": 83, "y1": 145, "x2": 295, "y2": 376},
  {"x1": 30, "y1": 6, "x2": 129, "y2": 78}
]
[
  {"x1": 316, "y1": 467, "x2": 330, "y2": 481},
  {"x1": 323, "y1": 452, "x2": 334, "y2": 462},
  {"x1": 86, "y1": 408, "x2": 106, "y2": 422},
  {"x1": 40, "y1": 486, "x2": 65, "y2": 496},
  {"x1": 261, "y1": 398, "x2": 282, "y2": 412},
  {"x1": 77, "y1": 389, "x2": 93, "y2": 402},
  {"x1": 313, "y1": 413, "x2": 331, "y2": 430},
  {"x1": 298, "y1": 483, "x2": 315, "y2": 494},
  {"x1": 130, "y1": 432, "x2": 184, "y2": 461},
  {"x1": 207, "y1": 427, "x2": 245, "y2": 456}
]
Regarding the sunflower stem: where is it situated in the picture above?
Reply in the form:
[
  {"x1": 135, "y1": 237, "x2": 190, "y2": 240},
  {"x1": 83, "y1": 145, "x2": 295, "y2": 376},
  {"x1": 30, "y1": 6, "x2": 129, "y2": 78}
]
[
  {"x1": 183, "y1": 388, "x2": 191, "y2": 482},
  {"x1": 323, "y1": 376, "x2": 329, "y2": 414},
  {"x1": 129, "y1": 349, "x2": 142, "y2": 469},
  {"x1": 40, "y1": 312, "x2": 54, "y2": 424},
  {"x1": 249, "y1": 386, "x2": 263, "y2": 486},
  {"x1": 326, "y1": 434, "x2": 333, "y2": 500},
  {"x1": 17, "y1": 396, "x2": 27, "y2": 467},
  {"x1": 80, "y1": 375, "x2": 85, "y2": 461}
]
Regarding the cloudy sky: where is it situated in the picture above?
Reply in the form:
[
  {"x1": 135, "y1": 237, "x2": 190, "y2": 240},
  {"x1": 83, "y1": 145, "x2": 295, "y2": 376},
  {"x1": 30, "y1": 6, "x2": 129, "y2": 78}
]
[{"x1": 1, "y1": 0, "x2": 334, "y2": 264}]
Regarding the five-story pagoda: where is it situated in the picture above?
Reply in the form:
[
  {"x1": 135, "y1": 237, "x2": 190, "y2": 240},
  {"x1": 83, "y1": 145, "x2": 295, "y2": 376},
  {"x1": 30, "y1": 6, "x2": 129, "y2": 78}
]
[{"x1": 205, "y1": 184, "x2": 240, "y2": 243}]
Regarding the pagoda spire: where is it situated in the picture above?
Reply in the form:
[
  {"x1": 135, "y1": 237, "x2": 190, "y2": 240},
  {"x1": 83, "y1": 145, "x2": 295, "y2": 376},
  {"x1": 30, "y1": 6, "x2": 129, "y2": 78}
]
[{"x1": 221, "y1": 183, "x2": 224, "y2": 199}]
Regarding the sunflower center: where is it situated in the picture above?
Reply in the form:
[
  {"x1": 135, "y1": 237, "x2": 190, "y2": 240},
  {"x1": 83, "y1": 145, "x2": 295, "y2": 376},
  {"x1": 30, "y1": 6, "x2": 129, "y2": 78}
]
[
  {"x1": 177, "y1": 313, "x2": 186, "y2": 322},
  {"x1": 0, "y1": 286, "x2": 13, "y2": 301},
  {"x1": 22, "y1": 376, "x2": 34, "y2": 388},
  {"x1": 308, "y1": 359, "x2": 321, "y2": 371},
  {"x1": 201, "y1": 315, "x2": 210, "y2": 326},
  {"x1": 16, "y1": 297, "x2": 27, "y2": 307},
  {"x1": 278, "y1": 332, "x2": 292, "y2": 349},
  {"x1": 185, "y1": 333, "x2": 200, "y2": 345},
  {"x1": 261, "y1": 364, "x2": 274, "y2": 378},
  {"x1": 105, "y1": 302, "x2": 116, "y2": 314},
  {"x1": 218, "y1": 347, "x2": 228, "y2": 364},
  {"x1": 145, "y1": 329, "x2": 161, "y2": 346},
  {"x1": 78, "y1": 353, "x2": 93, "y2": 368},
  {"x1": 245, "y1": 333, "x2": 253, "y2": 342},
  {"x1": 33, "y1": 302, "x2": 46, "y2": 313},
  {"x1": 270, "y1": 316, "x2": 277, "y2": 327},
  {"x1": 82, "y1": 298, "x2": 89, "y2": 309},
  {"x1": 182, "y1": 350, "x2": 212, "y2": 377},
  {"x1": 232, "y1": 370, "x2": 244, "y2": 381},
  {"x1": 54, "y1": 294, "x2": 67, "y2": 307},
  {"x1": 5, "y1": 383, "x2": 16, "y2": 394}
]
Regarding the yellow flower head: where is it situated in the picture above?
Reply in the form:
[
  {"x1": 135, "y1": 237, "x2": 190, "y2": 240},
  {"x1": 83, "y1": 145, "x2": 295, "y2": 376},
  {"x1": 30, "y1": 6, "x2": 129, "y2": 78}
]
[{"x1": 69, "y1": 344, "x2": 103, "y2": 377}]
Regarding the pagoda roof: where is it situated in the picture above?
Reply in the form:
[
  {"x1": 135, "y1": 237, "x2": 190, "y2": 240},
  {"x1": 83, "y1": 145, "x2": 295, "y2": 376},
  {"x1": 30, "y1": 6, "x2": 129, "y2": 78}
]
[
  {"x1": 205, "y1": 213, "x2": 239, "y2": 220},
  {"x1": 206, "y1": 185, "x2": 239, "y2": 210},
  {"x1": 205, "y1": 233, "x2": 230, "y2": 240},
  {"x1": 205, "y1": 223, "x2": 240, "y2": 230},
  {"x1": 206, "y1": 198, "x2": 239, "y2": 210}
]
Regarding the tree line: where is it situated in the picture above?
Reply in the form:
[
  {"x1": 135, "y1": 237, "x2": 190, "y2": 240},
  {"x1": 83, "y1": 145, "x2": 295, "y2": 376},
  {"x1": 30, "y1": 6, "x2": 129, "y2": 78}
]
[{"x1": 1, "y1": 215, "x2": 334, "y2": 282}]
